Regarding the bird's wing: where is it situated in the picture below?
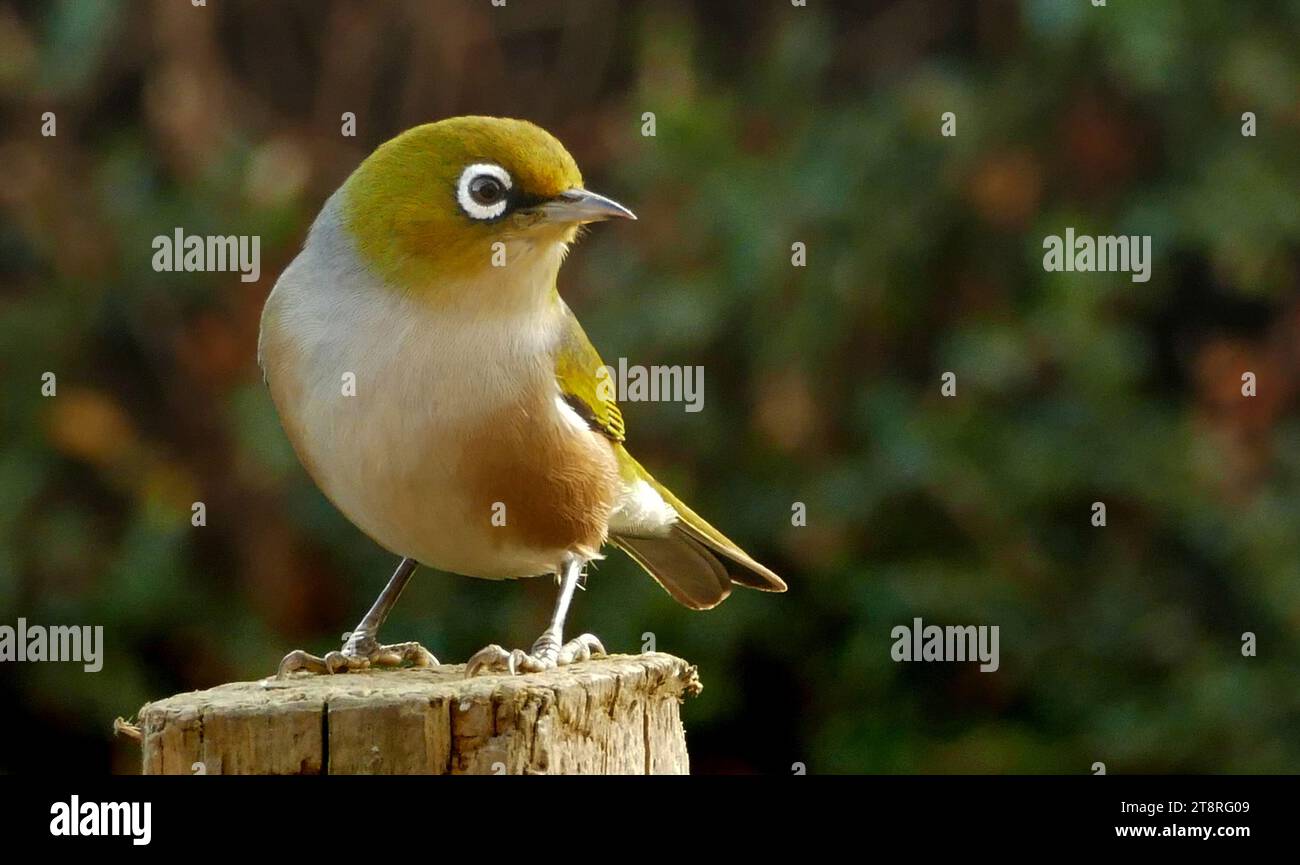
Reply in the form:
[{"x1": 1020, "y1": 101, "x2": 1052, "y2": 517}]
[
  {"x1": 552, "y1": 301, "x2": 785, "y2": 609},
  {"x1": 552, "y1": 301, "x2": 626, "y2": 442},
  {"x1": 613, "y1": 452, "x2": 787, "y2": 608}
]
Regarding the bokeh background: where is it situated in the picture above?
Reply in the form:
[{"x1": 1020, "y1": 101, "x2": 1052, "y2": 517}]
[{"x1": 2, "y1": 0, "x2": 1299, "y2": 774}]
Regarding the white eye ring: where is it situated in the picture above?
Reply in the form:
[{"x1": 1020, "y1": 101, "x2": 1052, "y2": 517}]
[{"x1": 456, "y1": 163, "x2": 513, "y2": 221}]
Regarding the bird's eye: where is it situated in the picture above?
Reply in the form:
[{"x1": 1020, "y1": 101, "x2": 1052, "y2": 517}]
[
  {"x1": 469, "y1": 176, "x2": 504, "y2": 205},
  {"x1": 456, "y1": 163, "x2": 513, "y2": 221}
]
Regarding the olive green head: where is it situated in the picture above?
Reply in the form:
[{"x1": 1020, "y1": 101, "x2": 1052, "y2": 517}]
[{"x1": 340, "y1": 116, "x2": 634, "y2": 293}]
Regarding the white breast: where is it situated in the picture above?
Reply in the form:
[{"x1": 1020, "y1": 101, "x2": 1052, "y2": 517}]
[{"x1": 258, "y1": 194, "x2": 595, "y2": 577}]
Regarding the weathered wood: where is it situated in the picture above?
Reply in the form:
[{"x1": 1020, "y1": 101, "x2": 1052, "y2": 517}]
[{"x1": 134, "y1": 653, "x2": 701, "y2": 775}]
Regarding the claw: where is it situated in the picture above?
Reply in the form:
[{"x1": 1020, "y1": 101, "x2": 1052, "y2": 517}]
[
  {"x1": 465, "y1": 633, "x2": 606, "y2": 678},
  {"x1": 276, "y1": 639, "x2": 438, "y2": 678},
  {"x1": 277, "y1": 649, "x2": 328, "y2": 677},
  {"x1": 465, "y1": 644, "x2": 510, "y2": 678},
  {"x1": 559, "y1": 633, "x2": 605, "y2": 664}
]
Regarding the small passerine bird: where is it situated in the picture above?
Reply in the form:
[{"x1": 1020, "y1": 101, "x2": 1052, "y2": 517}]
[{"x1": 260, "y1": 116, "x2": 785, "y2": 677}]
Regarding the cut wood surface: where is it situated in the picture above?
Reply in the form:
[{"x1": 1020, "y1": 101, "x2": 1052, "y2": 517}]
[{"x1": 134, "y1": 653, "x2": 701, "y2": 775}]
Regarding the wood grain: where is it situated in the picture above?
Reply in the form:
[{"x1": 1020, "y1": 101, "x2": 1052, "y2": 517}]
[{"x1": 136, "y1": 653, "x2": 701, "y2": 775}]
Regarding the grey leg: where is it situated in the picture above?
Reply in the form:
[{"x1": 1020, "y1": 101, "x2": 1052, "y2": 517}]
[
  {"x1": 278, "y1": 557, "x2": 439, "y2": 677},
  {"x1": 465, "y1": 553, "x2": 606, "y2": 677}
]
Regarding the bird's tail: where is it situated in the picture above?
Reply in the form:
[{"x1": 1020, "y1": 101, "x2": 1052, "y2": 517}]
[{"x1": 612, "y1": 468, "x2": 786, "y2": 611}]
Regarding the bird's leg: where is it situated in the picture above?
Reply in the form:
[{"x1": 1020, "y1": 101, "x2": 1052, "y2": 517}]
[
  {"x1": 465, "y1": 553, "x2": 606, "y2": 677},
  {"x1": 277, "y1": 556, "x2": 439, "y2": 677}
]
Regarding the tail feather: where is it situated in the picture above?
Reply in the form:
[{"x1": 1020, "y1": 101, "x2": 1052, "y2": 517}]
[
  {"x1": 670, "y1": 513, "x2": 787, "y2": 592},
  {"x1": 614, "y1": 529, "x2": 732, "y2": 610},
  {"x1": 612, "y1": 459, "x2": 787, "y2": 609}
]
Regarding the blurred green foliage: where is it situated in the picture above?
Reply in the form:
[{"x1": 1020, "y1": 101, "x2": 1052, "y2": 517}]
[{"x1": 1, "y1": 0, "x2": 1299, "y2": 773}]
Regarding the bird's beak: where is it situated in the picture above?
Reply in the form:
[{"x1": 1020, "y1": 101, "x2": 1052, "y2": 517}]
[{"x1": 538, "y1": 188, "x2": 637, "y2": 224}]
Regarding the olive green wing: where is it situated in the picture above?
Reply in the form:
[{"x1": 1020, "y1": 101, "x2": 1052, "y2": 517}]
[
  {"x1": 552, "y1": 301, "x2": 625, "y2": 442},
  {"x1": 552, "y1": 302, "x2": 786, "y2": 609}
]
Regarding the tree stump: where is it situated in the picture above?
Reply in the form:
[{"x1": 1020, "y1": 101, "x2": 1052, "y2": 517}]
[{"x1": 133, "y1": 653, "x2": 701, "y2": 775}]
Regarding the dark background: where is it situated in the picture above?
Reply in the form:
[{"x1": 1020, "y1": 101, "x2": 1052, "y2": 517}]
[{"x1": 1, "y1": 0, "x2": 1298, "y2": 774}]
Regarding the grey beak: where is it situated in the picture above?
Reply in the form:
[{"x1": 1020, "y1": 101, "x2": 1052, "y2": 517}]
[{"x1": 539, "y1": 188, "x2": 637, "y2": 223}]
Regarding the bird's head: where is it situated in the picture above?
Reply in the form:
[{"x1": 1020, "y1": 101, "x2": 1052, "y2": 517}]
[{"x1": 338, "y1": 116, "x2": 634, "y2": 311}]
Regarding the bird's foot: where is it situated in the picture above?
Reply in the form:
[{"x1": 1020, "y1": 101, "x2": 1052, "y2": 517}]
[
  {"x1": 464, "y1": 631, "x2": 605, "y2": 677},
  {"x1": 277, "y1": 631, "x2": 438, "y2": 678}
]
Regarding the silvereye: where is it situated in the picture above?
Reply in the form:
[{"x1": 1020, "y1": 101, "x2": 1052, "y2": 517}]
[{"x1": 259, "y1": 116, "x2": 785, "y2": 677}]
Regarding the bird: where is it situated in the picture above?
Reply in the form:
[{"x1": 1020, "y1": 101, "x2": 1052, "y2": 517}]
[{"x1": 259, "y1": 116, "x2": 786, "y2": 677}]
